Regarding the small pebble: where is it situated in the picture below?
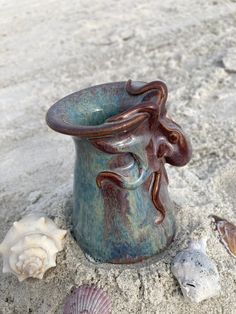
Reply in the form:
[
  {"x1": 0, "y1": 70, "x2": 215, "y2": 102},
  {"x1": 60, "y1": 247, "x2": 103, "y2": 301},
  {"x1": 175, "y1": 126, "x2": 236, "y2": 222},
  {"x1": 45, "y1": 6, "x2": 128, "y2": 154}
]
[
  {"x1": 28, "y1": 191, "x2": 42, "y2": 204},
  {"x1": 222, "y1": 48, "x2": 236, "y2": 73}
]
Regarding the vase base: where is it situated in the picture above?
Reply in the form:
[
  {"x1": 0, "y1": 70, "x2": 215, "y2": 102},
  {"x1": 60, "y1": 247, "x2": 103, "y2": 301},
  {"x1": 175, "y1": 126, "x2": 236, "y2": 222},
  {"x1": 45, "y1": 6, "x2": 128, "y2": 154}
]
[{"x1": 82, "y1": 233, "x2": 175, "y2": 265}]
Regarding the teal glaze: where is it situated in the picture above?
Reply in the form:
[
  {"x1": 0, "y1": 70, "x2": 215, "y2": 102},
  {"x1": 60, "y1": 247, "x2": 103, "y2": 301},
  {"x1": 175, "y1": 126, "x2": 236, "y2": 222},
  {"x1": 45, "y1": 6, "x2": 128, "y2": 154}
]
[
  {"x1": 46, "y1": 81, "x2": 192, "y2": 263},
  {"x1": 73, "y1": 139, "x2": 175, "y2": 262}
]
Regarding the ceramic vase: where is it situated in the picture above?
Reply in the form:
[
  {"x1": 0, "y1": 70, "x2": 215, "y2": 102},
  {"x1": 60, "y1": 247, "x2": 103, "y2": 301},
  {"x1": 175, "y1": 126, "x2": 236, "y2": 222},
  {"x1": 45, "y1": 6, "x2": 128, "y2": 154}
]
[{"x1": 46, "y1": 80, "x2": 192, "y2": 263}]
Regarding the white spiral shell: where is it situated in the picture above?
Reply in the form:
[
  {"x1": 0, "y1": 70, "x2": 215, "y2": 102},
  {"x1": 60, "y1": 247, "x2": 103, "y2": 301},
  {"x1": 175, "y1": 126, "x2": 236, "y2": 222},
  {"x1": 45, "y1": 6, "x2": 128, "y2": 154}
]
[{"x1": 0, "y1": 214, "x2": 67, "y2": 281}]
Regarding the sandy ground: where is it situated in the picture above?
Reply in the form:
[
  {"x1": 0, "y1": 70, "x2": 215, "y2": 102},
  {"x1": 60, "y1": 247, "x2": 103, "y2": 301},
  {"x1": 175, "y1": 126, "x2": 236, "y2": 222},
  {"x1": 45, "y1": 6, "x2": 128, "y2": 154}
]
[{"x1": 1, "y1": 0, "x2": 236, "y2": 313}]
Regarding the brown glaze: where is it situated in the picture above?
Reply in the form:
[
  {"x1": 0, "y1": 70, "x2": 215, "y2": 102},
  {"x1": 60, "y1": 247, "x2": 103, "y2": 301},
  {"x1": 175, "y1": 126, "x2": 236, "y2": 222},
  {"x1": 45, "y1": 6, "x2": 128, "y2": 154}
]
[
  {"x1": 152, "y1": 171, "x2": 166, "y2": 224},
  {"x1": 101, "y1": 182, "x2": 130, "y2": 241},
  {"x1": 90, "y1": 80, "x2": 192, "y2": 224}
]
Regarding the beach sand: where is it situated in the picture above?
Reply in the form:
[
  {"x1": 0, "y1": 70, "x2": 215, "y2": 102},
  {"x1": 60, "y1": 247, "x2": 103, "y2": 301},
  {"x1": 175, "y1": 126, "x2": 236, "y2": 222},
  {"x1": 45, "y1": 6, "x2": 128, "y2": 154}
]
[{"x1": 0, "y1": 0, "x2": 236, "y2": 312}]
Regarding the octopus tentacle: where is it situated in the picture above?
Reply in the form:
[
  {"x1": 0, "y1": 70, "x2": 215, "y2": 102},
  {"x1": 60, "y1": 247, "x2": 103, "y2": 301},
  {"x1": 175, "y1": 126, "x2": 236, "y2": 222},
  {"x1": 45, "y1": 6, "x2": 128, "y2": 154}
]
[
  {"x1": 106, "y1": 100, "x2": 159, "y2": 122},
  {"x1": 96, "y1": 153, "x2": 151, "y2": 190},
  {"x1": 151, "y1": 171, "x2": 166, "y2": 224},
  {"x1": 90, "y1": 79, "x2": 176, "y2": 225},
  {"x1": 126, "y1": 80, "x2": 168, "y2": 106}
]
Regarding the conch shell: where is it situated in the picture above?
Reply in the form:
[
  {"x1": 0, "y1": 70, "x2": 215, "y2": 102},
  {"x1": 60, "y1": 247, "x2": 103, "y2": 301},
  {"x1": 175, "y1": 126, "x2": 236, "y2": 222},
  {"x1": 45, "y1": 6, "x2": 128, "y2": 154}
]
[
  {"x1": 0, "y1": 214, "x2": 67, "y2": 281},
  {"x1": 211, "y1": 215, "x2": 236, "y2": 257},
  {"x1": 171, "y1": 238, "x2": 220, "y2": 303}
]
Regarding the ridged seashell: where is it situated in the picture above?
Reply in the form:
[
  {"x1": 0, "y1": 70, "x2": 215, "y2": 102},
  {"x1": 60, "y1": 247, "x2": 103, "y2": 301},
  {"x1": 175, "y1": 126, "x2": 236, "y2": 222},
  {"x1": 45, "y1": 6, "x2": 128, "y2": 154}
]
[
  {"x1": 211, "y1": 215, "x2": 236, "y2": 257},
  {"x1": 63, "y1": 285, "x2": 112, "y2": 314},
  {"x1": 0, "y1": 214, "x2": 67, "y2": 281},
  {"x1": 171, "y1": 238, "x2": 220, "y2": 303}
]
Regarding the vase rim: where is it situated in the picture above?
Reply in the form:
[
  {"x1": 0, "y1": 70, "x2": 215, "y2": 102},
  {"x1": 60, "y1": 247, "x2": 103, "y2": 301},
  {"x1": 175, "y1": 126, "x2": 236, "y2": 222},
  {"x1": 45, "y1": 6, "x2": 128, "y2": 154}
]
[{"x1": 46, "y1": 80, "x2": 149, "y2": 139}]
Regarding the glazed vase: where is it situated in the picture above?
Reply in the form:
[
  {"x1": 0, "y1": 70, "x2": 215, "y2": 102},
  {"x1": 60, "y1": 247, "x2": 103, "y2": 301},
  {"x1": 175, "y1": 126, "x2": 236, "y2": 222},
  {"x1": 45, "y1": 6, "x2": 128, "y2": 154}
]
[{"x1": 46, "y1": 80, "x2": 192, "y2": 263}]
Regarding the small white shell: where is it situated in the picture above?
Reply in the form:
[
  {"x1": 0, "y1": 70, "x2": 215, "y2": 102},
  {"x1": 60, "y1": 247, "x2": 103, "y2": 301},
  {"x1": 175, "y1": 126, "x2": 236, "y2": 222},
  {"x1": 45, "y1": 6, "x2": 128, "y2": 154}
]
[
  {"x1": 171, "y1": 238, "x2": 220, "y2": 303},
  {"x1": 0, "y1": 214, "x2": 67, "y2": 281}
]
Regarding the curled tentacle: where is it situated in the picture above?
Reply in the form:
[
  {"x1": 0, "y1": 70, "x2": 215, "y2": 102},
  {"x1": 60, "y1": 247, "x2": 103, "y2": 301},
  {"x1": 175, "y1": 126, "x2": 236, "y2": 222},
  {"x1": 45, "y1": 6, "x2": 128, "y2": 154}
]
[
  {"x1": 96, "y1": 154, "x2": 151, "y2": 190},
  {"x1": 126, "y1": 80, "x2": 168, "y2": 112},
  {"x1": 126, "y1": 79, "x2": 168, "y2": 96},
  {"x1": 106, "y1": 101, "x2": 159, "y2": 123}
]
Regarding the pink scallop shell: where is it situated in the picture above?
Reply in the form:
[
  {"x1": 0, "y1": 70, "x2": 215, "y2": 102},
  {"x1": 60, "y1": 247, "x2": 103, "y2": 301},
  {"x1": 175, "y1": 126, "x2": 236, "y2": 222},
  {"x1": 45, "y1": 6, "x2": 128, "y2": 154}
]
[{"x1": 63, "y1": 285, "x2": 112, "y2": 314}]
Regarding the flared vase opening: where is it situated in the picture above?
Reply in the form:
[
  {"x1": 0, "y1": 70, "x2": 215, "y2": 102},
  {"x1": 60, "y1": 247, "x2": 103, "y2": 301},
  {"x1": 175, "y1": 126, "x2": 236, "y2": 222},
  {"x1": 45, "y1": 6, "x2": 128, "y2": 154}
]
[{"x1": 46, "y1": 81, "x2": 145, "y2": 138}]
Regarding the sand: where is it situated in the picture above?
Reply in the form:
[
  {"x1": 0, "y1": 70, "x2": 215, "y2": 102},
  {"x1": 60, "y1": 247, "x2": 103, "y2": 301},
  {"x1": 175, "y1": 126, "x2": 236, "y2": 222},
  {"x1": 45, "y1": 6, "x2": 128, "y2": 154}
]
[{"x1": 0, "y1": 0, "x2": 236, "y2": 313}]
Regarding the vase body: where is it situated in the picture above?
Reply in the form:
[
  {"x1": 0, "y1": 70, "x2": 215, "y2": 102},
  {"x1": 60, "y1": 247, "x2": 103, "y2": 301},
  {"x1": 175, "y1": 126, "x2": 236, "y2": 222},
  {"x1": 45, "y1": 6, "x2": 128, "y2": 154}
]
[{"x1": 46, "y1": 80, "x2": 192, "y2": 263}]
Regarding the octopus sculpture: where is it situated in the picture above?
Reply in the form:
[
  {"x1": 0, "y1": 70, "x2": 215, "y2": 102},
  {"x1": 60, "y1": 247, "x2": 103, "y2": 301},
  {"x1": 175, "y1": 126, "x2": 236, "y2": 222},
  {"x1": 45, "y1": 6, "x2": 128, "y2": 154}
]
[
  {"x1": 91, "y1": 80, "x2": 192, "y2": 224},
  {"x1": 46, "y1": 79, "x2": 192, "y2": 263}
]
